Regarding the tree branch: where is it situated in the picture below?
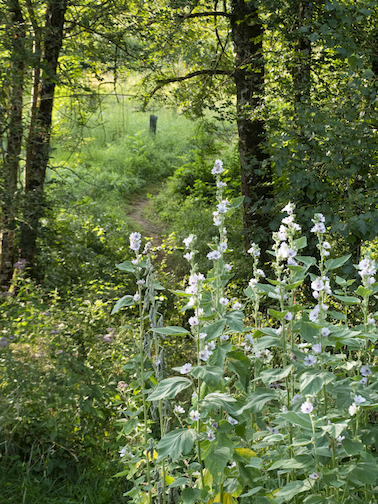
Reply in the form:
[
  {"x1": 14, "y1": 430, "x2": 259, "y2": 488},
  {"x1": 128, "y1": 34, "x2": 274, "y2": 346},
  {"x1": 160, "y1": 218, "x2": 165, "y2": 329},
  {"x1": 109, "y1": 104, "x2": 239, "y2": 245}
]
[
  {"x1": 178, "y1": 11, "x2": 231, "y2": 20},
  {"x1": 143, "y1": 69, "x2": 233, "y2": 108}
]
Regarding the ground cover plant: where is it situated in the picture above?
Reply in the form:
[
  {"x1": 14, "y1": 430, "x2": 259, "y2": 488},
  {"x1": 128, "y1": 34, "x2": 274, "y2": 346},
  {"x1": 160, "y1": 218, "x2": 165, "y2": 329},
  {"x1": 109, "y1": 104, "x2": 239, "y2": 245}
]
[{"x1": 115, "y1": 159, "x2": 378, "y2": 504}]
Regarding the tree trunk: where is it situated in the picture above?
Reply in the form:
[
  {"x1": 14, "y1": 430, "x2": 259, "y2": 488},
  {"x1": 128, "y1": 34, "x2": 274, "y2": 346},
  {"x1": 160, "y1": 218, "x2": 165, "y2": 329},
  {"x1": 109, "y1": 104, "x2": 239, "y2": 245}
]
[
  {"x1": 292, "y1": 1, "x2": 312, "y2": 106},
  {"x1": 20, "y1": 0, "x2": 68, "y2": 273},
  {"x1": 230, "y1": 0, "x2": 271, "y2": 262},
  {"x1": 0, "y1": 0, "x2": 25, "y2": 286}
]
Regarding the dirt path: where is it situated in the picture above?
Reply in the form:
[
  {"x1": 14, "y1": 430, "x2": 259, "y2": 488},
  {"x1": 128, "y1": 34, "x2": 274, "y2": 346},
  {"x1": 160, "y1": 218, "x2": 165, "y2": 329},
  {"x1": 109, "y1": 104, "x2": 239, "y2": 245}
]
[{"x1": 127, "y1": 195, "x2": 164, "y2": 249}]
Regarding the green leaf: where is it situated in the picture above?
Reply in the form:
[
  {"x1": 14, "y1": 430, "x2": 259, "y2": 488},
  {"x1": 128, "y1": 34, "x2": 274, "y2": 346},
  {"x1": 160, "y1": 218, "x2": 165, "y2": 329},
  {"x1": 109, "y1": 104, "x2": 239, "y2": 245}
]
[
  {"x1": 260, "y1": 365, "x2": 294, "y2": 386},
  {"x1": 280, "y1": 412, "x2": 312, "y2": 430},
  {"x1": 226, "y1": 351, "x2": 251, "y2": 391},
  {"x1": 230, "y1": 195, "x2": 244, "y2": 209},
  {"x1": 237, "y1": 388, "x2": 277, "y2": 414},
  {"x1": 111, "y1": 295, "x2": 134, "y2": 314},
  {"x1": 152, "y1": 326, "x2": 190, "y2": 336},
  {"x1": 190, "y1": 365, "x2": 223, "y2": 387},
  {"x1": 342, "y1": 438, "x2": 364, "y2": 455},
  {"x1": 168, "y1": 477, "x2": 189, "y2": 488},
  {"x1": 299, "y1": 370, "x2": 336, "y2": 396},
  {"x1": 199, "y1": 392, "x2": 238, "y2": 414},
  {"x1": 269, "y1": 455, "x2": 314, "y2": 471},
  {"x1": 202, "y1": 319, "x2": 227, "y2": 341},
  {"x1": 351, "y1": 463, "x2": 378, "y2": 484},
  {"x1": 148, "y1": 377, "x2": 192, "y2": 401},
  {"x1": 355, "y1": 285, "x2": 373, "y2": 297},
  {"x1": 205, "y1": 446, "x2": 231, "y2": 483},
  {"x1": 157, "y1": 429, "x2": 197, "y2": 462},
  {"x1": 295, "y1": 236, "x2": 307, "y2": 250},
  {"x1": 240, "y1": 486, "x2": 263, "y2": 498},
  {"x1": 276, "y1": 480, "x2": 311, "y2": 500},
  {"x1": 268, "y1": 309, "x2": 286, "y2": 320},
  {"x1": 254, "y1": 336, "x2": 282, "y2": 351},
  {"x1": 325, "y1": 254, "x2": 351, "y2": 271},
  {"x1": 116, "y1": 260, "x2": 135, "y2": 272},
  {"x1": 320, "y1": 422, "x2": 348, "y2": 439},
  {"x1": 224, "y1": 311, "x2": 245, "y2": 332},
  {"x1": 332, "y1": 294, "x2": 361, "y2": 305},
  {"x1": 181, "y1": 488, "x2": 202, "y2": 504}
]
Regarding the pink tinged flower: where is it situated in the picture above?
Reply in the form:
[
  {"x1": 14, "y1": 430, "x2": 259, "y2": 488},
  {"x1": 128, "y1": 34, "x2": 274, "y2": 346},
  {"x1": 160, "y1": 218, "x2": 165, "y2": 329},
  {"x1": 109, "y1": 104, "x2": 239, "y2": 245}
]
[
  {"x1": 284, "y1": 312, "x2": 293, "y2": 321},
  {"x1": 207, "y1": 430, "x2": 216, "y2": 441},
  {"x1": 323, "y1": 241, "x2": 331, "y2": 249},
  {"x1": 228, "y1": 416, "x2": 238, "y2": 425},
  {"x1": 232, "y1": 302, "x2": 242, "y2": 310},
  {"x1": 174, "y1": 405, "x2": 185, "y2": 414},
  {"x1": 360, "y1": 377, "x2": 368, "y2": 386},
  {"x1": 211, "y1": 159, "x2": 224, "y2": 174},
  {"x1": 311, "y1": 278, "x2": 324, "y2": 291},
  {"x1": 354, "y1": 395, "x2": 366, "y2": 404},
  {"x1": 189, "y1": 410, "x2": 200, "y2": 421},
  {"x1": 220, "y1": 334, "x2": 229, "y2": 341},
  {"x1": 217, "y1": 200, "x2": 230, "y2": 214},
  {"x1": 301, "y1": 401, "x2": 314, "y2": 414},
  {"x1": 288, "y1": 257, "x2": 298, "y2": 266},
  {"x1": 219, "y1": 297, "x2": 229, "y2": 306},
  {"x1": 188, "y1": 316, "x2": 199, "y2": 326},
  {"x1": 219, "y1": 242, "x2": 227, "y2": 253},
  {"x1": 309, "y1": 471, "x2": 320, "y2": 480},
  {"x1": 349, "y1": 403, "x2": 359, "y2": 416},
  {"x1": 313, "y1": 291, "x2": 319, "y2": 300},
  {"x1": 180, "y1": 363, "x2": 192, "y2": 374},
  {"x1": 312, "y1": 343, "x2": 322, "y2": 354},
  {"x1": 360, "y1": 365, "x2": 372, "y2": 377},
  {"x1": 199, "y1": 332, "x2": 206, "y2": 339},
  {"x1": 207, "y1": 342, "x2": 216, "y2": 351},
  {"x1": 336, "y1": 435, "x2": 345, "y2": 446},
  {"x1": 224, "y1": 263, "x2": 232, "y2": 272},
  {"x1": 133, "y1": 293, "x2": 140, "y2": 302},
  {"x1": 321, "y1": 327, "x2": 330, "y2": 337},
  {"x1": 368, "y1": 317, "x2": 375, "y2": 325},
  {"x1": 304, "y1": 355, "x2": 317, "y2": 366},
  {"x1": 267, "y1": 426, "x2": 279, "y2": 434}
]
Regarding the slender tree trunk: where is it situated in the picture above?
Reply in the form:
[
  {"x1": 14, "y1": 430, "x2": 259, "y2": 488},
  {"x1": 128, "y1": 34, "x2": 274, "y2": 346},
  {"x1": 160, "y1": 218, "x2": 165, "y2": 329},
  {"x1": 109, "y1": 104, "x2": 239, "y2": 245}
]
[
  {"x1": 20, "y1": 0, "x2": 68, "y2": 273},
  {"x1": 230, "y1": 0, "x2": 271, "y2": 261},
  {"x1": 0, "y1": 0, "x2": 25, "y2": 286}
]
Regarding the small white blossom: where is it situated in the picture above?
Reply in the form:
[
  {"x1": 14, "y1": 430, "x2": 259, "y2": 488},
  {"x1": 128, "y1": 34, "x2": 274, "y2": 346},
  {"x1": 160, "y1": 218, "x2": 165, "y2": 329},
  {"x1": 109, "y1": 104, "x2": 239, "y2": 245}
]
[
  {"x1": 183, "y1": 252, "x2": 193, "y2": 261},
  {"x1": 232, "y1": 302, "x2": 242, "y2": 310},
  {"x1": 309, "y1": 305, "x2": 320, "y2": 322},
  {"x1": 180, "y1": 363, "x2": 192, "y2": 374},
  {"x1": 292, "y1": 394, "x2": 302, "y2": 403},
  {"x1": 284, "y1": 312, "x2": 293, "y2": 321},
  {"x1": 247, "y1": 243, "x2": 261, "y2": 257},
  {"x1": 321, "y1": 327, "x2": 330, "y2": 337},
  {"x1": 301, "y1": 401, "x2": 314, "y2": 414},
  {"x1": 129, "y1": 232, "x2": 142, "y2": 251},
  {"x1": 228, "y1": 416, "x2": 238, "y2": 425},
  {"x1": 304, "y1": 355, "x2": 317, "y2": 366},
  {"x1": 336, "y1": 435, "x2": 345, "y2": 446},
  {"x1": 224, "y1": 263, "x2": 232, "y2": 272},
  {"x1": 220, "y1": 334, "x2": 229, "y2": 341},
  {"x1": 188, "y1": 316, "x2": 199, "y2": 326},
  {"x1": 311, "y1": 278, "x2": 324, "y2": 291},
  {"x1": 354, "y1": 395, "x2": 366, "y2": 404},
  {"x1": 361, "y1": 365, "x2": 372, "y2": 377},
  {"x1": 216, "y1": 181, "x2": 227, "y2": 188},
  {"x1": 212, "y1": 159, "x2": 224, "y2": 175},
  {"x1": 219, "y1": 297, "x2": 229, "y2": 306},
  {"x1": 349, "y1": 403, "x2": 359, "y2": 416},
  {"x1": 282, "y1": 202, "x2": 295, "y2": 214},
  {"x1": 189, "y1": 410, "x2": 200, "y2": 421},
  {"x1": 174, "y1": 405, "x2": 185, "y2": 414},
  {"x1": 312, "y1": 343, "x2": 322, "y2": 354},
  {"x1": 207, "y1": 429, "x2": 216, "y2": 441},
  {"x1": 133, "y1": 293, "x2": 140, "y2": 302},
  {"x1": 309, "y1": 471, "x2": 320, "y2": 480},
  {"x1": 199, "y1": 349, "x2": 211, "y2": 361},
  {"x1": 183, "y1": 234, "x2": 196, "y2": 248}
]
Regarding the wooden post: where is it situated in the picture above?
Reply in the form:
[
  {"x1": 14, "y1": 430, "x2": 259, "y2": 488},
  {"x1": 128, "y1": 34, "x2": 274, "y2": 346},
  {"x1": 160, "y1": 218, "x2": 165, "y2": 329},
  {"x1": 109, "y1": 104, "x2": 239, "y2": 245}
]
[{"x1": 149, "y1": 114, "x2": 158, "y2": 134}]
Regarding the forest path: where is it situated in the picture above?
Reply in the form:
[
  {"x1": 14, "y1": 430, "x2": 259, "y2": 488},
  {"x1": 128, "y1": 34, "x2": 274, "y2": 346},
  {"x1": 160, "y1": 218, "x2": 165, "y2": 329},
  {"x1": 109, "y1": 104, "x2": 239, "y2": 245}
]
[{"x1": 127, "y1": 192, "x2": 166, "y2": 255}]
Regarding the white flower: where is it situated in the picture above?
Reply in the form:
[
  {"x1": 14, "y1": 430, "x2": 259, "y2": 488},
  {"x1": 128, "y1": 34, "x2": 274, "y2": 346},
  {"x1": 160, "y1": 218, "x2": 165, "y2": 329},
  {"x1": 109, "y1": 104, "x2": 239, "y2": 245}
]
[
  {"x1": 188, "y1": 316, "x2": 199, "y2": 326},
  {"x1": 207, "y1": 429, "x2": 216, "y2": 441},
  {"x1": 323, "y1": 241, "x2": 331, "y2": 249},
  {"x1": 276, "y1": 325, "x2": 283, "y2": 336},
  {"x1": 349, "y1": 403, "x2": 359, "y2": 416},
  {"x1": 189, "y1": 410, "x2": 200, "y2": 421},
  {"x1": 368, "y1": 317, "x2": 375, "y2": 325},
  {"x1": 199, "y1": 349, "x2": 211, "y2": 361},
  {"x1": 232, "y1": 302, "x2": 242, "y2": 310},
  {"x1": 228, "y1": 416, "x2": 238, "y2": 425},
  {"x1": 309, "y1": 305, "x2": 320, "y2": 322},
  {"x1": 245, "y1": 333, "x2": 254, "y2": 343},
  {"x1": 216, "y1": 181, "x2": 227, "y2": 188},
  {"x1": 228, "y1": 461, "x2": 236, "y2": 469},
  {"x1": 183, "y1": 234, "x2": 196, "y2": 248},
  {"x1": 133, "y1": 293, "x2": 140, "y2": 302},
  {"x1": 256, "y1": 268, "x2": 265, "y2": 277},
  {"x1": 277, "y1": 225, "x2": 288, "y2": 241},
  {"x1": 311, "y1": 278, "x2": 324, "y2": 291},
  {"x1": 284, "y1": 312, "x2": 293, "y2": 321},
  {"x1": 321, "y1": 327, "x2": 330, "y2": 337},
  {"x1": 292, "y1": 394, "x2": 302, "y2": 403},
  {"x1": 360, "y1": 377, "x2": 368, "y2": 386},
  {"x1": 207, "y1": 250, "x2": 222, "y2": 260},
  {"x1": 129, "y1": 232, "x2": 142, "y2": 251},
  {"x1": 282, "y1": 215, "x2": 294, "y2": 225},
  {"x1": 207, "y1": 342, "x2": 216, "y2": 351},
  {"x1": 249, "y1": 278, "x2": 257, "y2": 288},
  {"x1": 313, "y1": 291, "x2": 319, "y2": 300},
  {"x1": 212, "y1": 159, "x2": 224, "y2": 174},
  {"x1": 267, "y1": 426, "x2": 279, "y2": 435},
  {"x1": 336, "y1": 435, "x2": 345, "y2": 446},
  {"x1": 174, "y1": 405, "x2": 185, "y2": 414},
  {"x1": 311, "y1": 222, "x2": 326, "y2": 233},
  {"x1": 354, "y1": 395, "x2": 366, "y2": 404},
  {"x1": 360, "y1": 365, "x2": 372, "y2": 377},
  {"x1": 309, "y1": 471, "x2": 320, "y2": 480},
  {"x1": 247, "y1": 243, "x2": 261, "y2": 257},
  {"x1": 217, "y1": 200, "x2": 230, "y2": 214},
  {"x1": 312, "y1": 343, "x2": 322, "y2": 354},
  {"x1": 219, "y1": 242, "x2": 227, "y2": 253},
  {"x1": 304, "y1": 355, "x2": 317, "y2": 366},
  {"x1": 219, "y1": 297, "x2": 229, "y2": 306},
  {"x1": 220, "y1": 334, "x2": 229, "y2": 341},
  {"x1": 120, "y1": 447, "x2": 127, "y2": 457},
  {"x1": 180, "y1": 363, "x2": 192, "y2": 374},
  {"x1": 183, "y1": 252, "x2": 193, "y2": 261},
  {"x1": 224, "y1": 263, "x2": 232, "y2": 272},
  {"x1": 282, "y1": 202, "x2": 295, "y2": 214},
  {"x1": 301, "y1": 401, "x2": 314, "y2": 414},
  {"x1": 199, "y1": 332, "x2": 206, "y2": 339}
]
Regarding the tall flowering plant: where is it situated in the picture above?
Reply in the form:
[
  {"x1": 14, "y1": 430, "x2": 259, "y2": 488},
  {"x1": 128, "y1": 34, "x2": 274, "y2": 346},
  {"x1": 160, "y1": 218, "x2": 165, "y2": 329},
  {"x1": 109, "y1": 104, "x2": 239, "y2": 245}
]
[{"x1": 113, "y1": 160, "x2": 378, "y2": 504}]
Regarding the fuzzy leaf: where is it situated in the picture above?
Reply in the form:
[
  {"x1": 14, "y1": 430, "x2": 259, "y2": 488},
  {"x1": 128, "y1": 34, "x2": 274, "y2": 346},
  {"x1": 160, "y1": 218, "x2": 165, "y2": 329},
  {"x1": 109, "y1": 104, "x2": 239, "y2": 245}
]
[
  {"x1": 157, "y1": 429, "x2": 197, "y2": 462},
  {"x1": 325, "y1": 254, "x2": 351, "y2": 271},
  {"x1": 190, "y1": 365, "x2": 223, "y2": 387},
  {"x1": 152, "y1": 326, "x2": 190, "y2": 336},
  {"x1": 205, "y1": 446, "x2": 231, "y2": 483},
  {"x1": 111, "y1": 295, "x2": 134, "y2": 314},
  {"x1": 148, "y1": 377, "x2": 192, "y2": 401},
  {"x1": 260, "y1": 365, "x2": 294, "y2": 386}
]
